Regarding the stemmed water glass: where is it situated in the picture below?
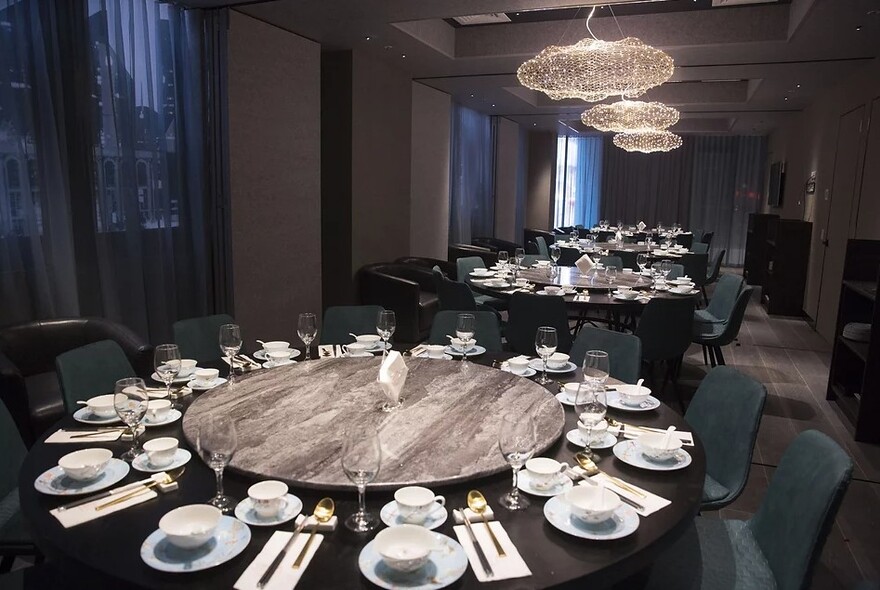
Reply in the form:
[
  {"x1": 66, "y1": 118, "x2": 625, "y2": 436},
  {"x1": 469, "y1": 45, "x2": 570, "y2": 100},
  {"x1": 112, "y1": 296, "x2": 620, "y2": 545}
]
[
  {"x1": 197, "y1": 415, "x2": 238, "y2": 512},
  {"x1": 114, "y1": 378, "x2": 148, "y2": 462},
  {"x1": 650, "y1": 262, "x2": 663, "y2": 293},
  {"x1": 376, "y1": 310, "x2": 396, "y2": 357},
  {"x1": 154, "y1": 344, "x2": 181, "y2": 400},
  {"x1": 570, "y1": 230, "x2": 579, "y2": 244},
  {"x1": 498, "y1": 250, "x2": 509, "y2": 268},
  {"x1": 342, "y1": 425, "x2": 382, "y2": 532},
  {"x1": 219, "y1": 324, "x2": 242, "y2": 384},
  {"x1": 298, "y1": 313, "x2": 318, "y2": 360},
  {"x1": 456, "y1": 313, "x2": 475, "y2": 363},
  {"x1": 583, "y1": 350, "x2": 610, "y2": 387},
  {"x1": 535, "y1": 326, "x2": 557, "y2": 385},
  {"x1": 498, "y1": 411, "x2": 536, "y2": 511},
  {"x1": 661, "y1": 259, "x2": 673, "y2": 281},
  {"x1": 574, "y1": 382, "x2": 607, "y2": 459},
  {"x1": 514, "y1": 247, "x2": 525, "y2": 269},
  {"x1": 605, "y1": 265, "x2": 618, "y2": 299},
  {"x1": 550, "y1": 243, "x2": 561, "y2": 267},
  {"x1": 636, "y1": 253, "x2": 649, "y2": 285}
]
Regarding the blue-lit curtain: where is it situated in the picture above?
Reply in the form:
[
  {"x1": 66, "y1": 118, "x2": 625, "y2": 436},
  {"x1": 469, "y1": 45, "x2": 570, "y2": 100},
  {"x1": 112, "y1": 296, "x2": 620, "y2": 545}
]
[
  {"x1": 553, "y1": 135, "x2": 602, "y2": 228},
  {"x1": 449, "y1": 105, "x2": 495, "y2": 244},
  {"x1": 690, "y1": 136, "x2": 767, "y2": 266}
]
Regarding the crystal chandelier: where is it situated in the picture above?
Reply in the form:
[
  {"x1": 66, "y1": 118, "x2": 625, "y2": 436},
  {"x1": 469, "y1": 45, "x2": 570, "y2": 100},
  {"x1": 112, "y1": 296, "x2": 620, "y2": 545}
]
[
  {"x1": 581, "y1": 100, "x2": 679, "y2": 133},
  {"x1": 613, "y1": 130, "x2": 683, "y2": 153}
]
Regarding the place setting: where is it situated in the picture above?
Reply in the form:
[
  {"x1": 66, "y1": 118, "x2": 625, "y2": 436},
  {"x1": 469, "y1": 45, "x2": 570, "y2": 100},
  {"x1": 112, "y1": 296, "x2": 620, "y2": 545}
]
[
  {"x1": 528, "y1": 352, "x2": 577, "y2": 374},
  {"x1": 34, "y1": 448, "x2": 130, "y2": 497},
  {"x1": 612, "y1": 428, "x2": 693, "y2": 472},
  {"x1": 72, "y1": 394, "x2": 123, "y2": 425},
  {"x1": 499, "y1": 355, "x2": 537, "y2": 377},
  {"x1": 543, "y1": 482, "x2": 640, "y2": 541},
  {"x1": 142, "y1": 399, "x2": 183, "y2": 427},
  {"x1": 252, "y1": 339, "x2": 303, "y2": 362},
  {"x1": 187, "y1": 368, "x2": 228, "y2": 391},
  {"x1": 516, "y1": 457, "x2": 574, "y2": 497},
  {"x1": 379, "y1": 486, "x2": 448, "y2": 530},
  {"x1": 412, "y1": 344, "x2": 454, "y2": 360},
  {"x1": 605, "y1": 382, "x2": 662, "y2": 412},
  {"x1": 234, "y1": 480, "x2": 303, "y2": 527},
  {"x1": 132, "y1": 437, "x2": 192, "y2": 473}
]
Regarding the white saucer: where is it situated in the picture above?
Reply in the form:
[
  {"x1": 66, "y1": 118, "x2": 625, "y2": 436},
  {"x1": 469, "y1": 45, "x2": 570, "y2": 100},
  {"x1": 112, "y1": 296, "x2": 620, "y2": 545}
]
[
  {"x1": 417, "y1": 353, "x2": 455, "y2": 361},
  {"x1": 544, "y1": 495, "x2": 639, "y2": 540},
  {"x1": 141, "y1": 516, "x2": 251, "y2": 573},
  {"x1": 670, "y1": 289, "x2": 700, "y2": 296},
  {"x1": 143, "y1": 409, "x2": 183, "y2": 427},
  {"x1": 612, "y1": 440, "x2": 693, "y2": 471},
  {"x1": 187, "y1": 377, "x2": 228, "y2": 391},
  {"x1": 234, "y1": 494, "x2": 303, "y2": 527},
  {"x1": 73, "y1": 408, "x2": 122, "y2": 425},
  {"x1": 343, "y1": 352, "x2": 375, "y2": 358},
  {"x1": 132, "y1": 448, "x2": 192, "y2": 473},
  {"x1": 555, "y1": 392, "x2": 576, "y2": 406},
  {"x1": 379, "y1": 501, "x2": 448, "y2": 530},
  {"x1": 444, "y1": 345, "x2": 487, "y2": 357},
  {"x1": 34, "y1": 459, "x2": 130, "y2": 496},
  {"x1": 363, "y1": 341, "x2": 392, "y2": 352},
  {"x1": 536, "y1": 290, "x2": 566, "y2": 296},
  {"x1": 565, "y1": 429, "x2": 618, "y2": 449},
  {"x1": 529, "y1": 359, "x2": 577, "y2": 374},
  {"x1": 253, "y1": 349, "x2": 302, "y2": 361},
  {"x1": 150, "y1": 372, "x2": 192, "y2": 384},
  {"x1": 261, "y1": 359, "x2": 297, "y2": 368},
  {"x1": 517, "y1": 470, "x2": 573, "y2": 497},
  {"x1": 359, "y1": 532, "x2": 467, "y2": 590},
  {"x1": 470, "y1": 271, "x2": 495, "y2": 278},
  {"x1": 606, "y1": 391, "x2": 661, "y2": 412},
  {"x1": 503, "y1": 367, "x2": 538, "y2": 377}
]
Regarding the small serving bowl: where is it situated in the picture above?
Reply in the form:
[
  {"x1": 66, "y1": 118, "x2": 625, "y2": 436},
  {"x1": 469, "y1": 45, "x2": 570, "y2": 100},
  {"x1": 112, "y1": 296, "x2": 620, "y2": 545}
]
[
  {"x1": 85, "y1": 394, "x2": 117, "y2": 418},
  {"x1": 547, "y1": 353, "x2": 570, "y2": 369},
  {"x1": 261, "y1": 341, "x2": 290, "y2": 353},
  {"x1": 565, "y1": 485, "x2": 621, "y2": 524},
  {"x1": 374, "y1": 524, "x2": 439, "y2": 573},
  {"x1": 354, "y1": 334, "x2": 381, "y2": 347},
  {"x1": 637, "y1": 433, "x2": 683, "y2": 461},
  {"x1": 58, "y1": 448, "x2": 113, "y2": 481},
  {"x1": 615, "y1": 384, "x2": 652, "y2": 406},
  {"x1": 159, "y1": 504, "x2": 222, "y2": 550}
]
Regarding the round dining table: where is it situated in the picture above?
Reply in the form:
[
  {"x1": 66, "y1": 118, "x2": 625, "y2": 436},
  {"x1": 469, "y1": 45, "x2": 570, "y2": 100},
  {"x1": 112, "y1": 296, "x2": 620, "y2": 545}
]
[{"x1": 18, "y1": 352, "x2": 705, "y2": 590}]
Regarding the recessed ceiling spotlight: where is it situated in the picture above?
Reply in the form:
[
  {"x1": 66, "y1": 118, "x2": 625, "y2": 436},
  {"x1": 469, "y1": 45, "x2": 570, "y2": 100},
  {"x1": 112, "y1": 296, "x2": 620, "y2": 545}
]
[
  {"x1": 856, "y1": 25, "x2": 862, "y2": 31},
  {"x1": 365, "y1": 36, "x2": 372, "y2": 41},
  {"x1": 401, "y1": 54, "x2": 406, "y2": 58},
  {"x1": 470, "y1": 94, "x2": 474, "y2": 97},
  {"x1": 491, "y1": 104, "x2": 496, "y2": 107},
  {"x1": 383, "y1": 45, "x2": 393, "y2": 50},
  {"x1": 533, "y1": 123, "x2": 537, "y2": 126},
  {"x1": 796, "y1": 84, "x2": 801, "y2": 88},
  {"x1": 784, "y1": 97, "x2": 789, "y2": 101}
]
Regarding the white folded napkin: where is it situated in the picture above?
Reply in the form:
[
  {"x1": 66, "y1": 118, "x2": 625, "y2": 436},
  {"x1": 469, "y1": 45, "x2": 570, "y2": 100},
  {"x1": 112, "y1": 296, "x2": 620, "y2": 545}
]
[
  {"x1": 51, "y1": 483, "x2": 159, "y2": 528},
  {"x1": 637, "y1": 221, "x2": 647, "y2": 231},
  {"x1": 566, "y1": 468, "x2": 671, "y2": 517},
  {"x1": 453, "y1": 519, "x2": 531, "y2": 582},
  {"x1": 234, "y1": 531, "x2": 324, "y2": 590},
  {"x1": 294, "y1": 514, "x2": 338, "y2": 531},
  {"x1": 377, "y1": 350, "x2": 408, "y2": 405},
  {"x1": 46, "y1": 429, "x2": 124, "y2": 443},
  {"x1": 452, "y1": 506, "x2": 497, "y2": 523},
  {"x1": 575, "y1": 254, "x2": 595, "y2": 274},
  {"x1": 317, "y1": 345, "x2": 336, "y2": 358}
]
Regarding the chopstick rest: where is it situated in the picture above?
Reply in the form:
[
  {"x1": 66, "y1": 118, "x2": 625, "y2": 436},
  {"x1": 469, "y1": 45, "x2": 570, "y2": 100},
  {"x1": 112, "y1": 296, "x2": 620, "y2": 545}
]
[
  {"x1": 293, "y1": 514, "x2": 337, "y2": 531},
  {"x1": 234, "y1": 530, "x2": 324, "y2": 590},
  {"x1": 452, "y1": 506, "x2": 496, "y2": 523}
]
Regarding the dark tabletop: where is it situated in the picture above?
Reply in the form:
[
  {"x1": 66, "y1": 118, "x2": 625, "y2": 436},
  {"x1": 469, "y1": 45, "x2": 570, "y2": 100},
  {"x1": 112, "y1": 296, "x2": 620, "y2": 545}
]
[{"x1": 18, "y1": 352, "x2": 704, "y2": 590}]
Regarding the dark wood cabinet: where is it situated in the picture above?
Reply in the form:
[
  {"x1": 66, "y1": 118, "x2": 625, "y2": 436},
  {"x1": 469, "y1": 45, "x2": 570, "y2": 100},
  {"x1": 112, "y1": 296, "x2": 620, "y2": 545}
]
[
  {"x1": 826, "y1": 239, "x2": 880, "y2": 443},
  {"x1": 763, "y1": 219, "x2": 812, "y2": 316},
  {"x1": 743, "y1": 213, "x2": 778, "y2": 287}
]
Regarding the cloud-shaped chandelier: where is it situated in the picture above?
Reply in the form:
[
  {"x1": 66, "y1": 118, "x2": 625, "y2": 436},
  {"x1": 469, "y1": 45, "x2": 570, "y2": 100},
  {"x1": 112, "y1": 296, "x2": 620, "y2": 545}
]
[
  {"x1": 517, "y1": 37, "x2": 674, "y2": 102},
  {"x1": 613, "y1": 130, "x2": 683, "y2": 153},
  {"x1": 581, "y1": 100, "x2": 679, "y2": 133}
]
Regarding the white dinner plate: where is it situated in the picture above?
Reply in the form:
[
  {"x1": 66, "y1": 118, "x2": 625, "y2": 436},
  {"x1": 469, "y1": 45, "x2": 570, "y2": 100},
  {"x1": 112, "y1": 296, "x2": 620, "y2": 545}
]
[
  {"x1": 565, "y1": 429, "x2": 618, "y2": 449},
  {"x1": 528, "y1": 359, "x2": 577, "y2": 374},
  {"x1": 253, "y1": 349, "x2": 302, "y2": 361},
  {"x1": 187, "y1": 377, "x2": 228, "y2": 391},
  {"x1": 612, "y1": 440, "x2": 693, "y2": 471},
  {"x1": 517, "y1": 470, "x2": 573, "y2": 497},
  {"x1": 34, "y1": 459, "x2": 130, "y2": 496},
  {"x1": 606, "y1": 391, "x2": 661, "y2": 412},
  {"x1": 444, "y1": 345, "x2": 487, "y2": 357},
  {"x1": 140, "y1": 516, "x2": 251, "y2": 573},
  {"x1": 132, "y1": 448, "x2": 192, "y2": 473},
  {"x1": 73, "y1": 408, "x2": 122, "y2": 425},
  {"x1": 543, "y1": 495, "x2": 639, "y2": 540},
  {"x1": 150, "y1": 372, "x2": 193, "y2": 384},
  {"x1": 502, "y1": 367, "x2": 537, "y2": 377},
  {"x1": 143, "y1": 408, "x2": 183, "y2": 428},
  {"x1": 358, "y1": 532, "x2": 467, "y2": 590},
  {"x1": 261, "y1": 359, "x2": 297, "y2": 368}
]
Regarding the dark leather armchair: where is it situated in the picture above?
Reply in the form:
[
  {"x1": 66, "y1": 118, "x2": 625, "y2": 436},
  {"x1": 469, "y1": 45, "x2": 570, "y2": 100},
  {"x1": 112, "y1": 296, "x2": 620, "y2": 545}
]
[
  {"x1": 524, "y1": 228, "x2": 555, "y2": 248},
  {"x1": 394, "y1": 257, "x2": 457, "y2": 281},
  {"x1": 0, "y1": 318, "x2": 152, "y2": 445},
  {"x1": 471, "y1": 237, "x2": 521, "y2": 256},
  {"x1": 357, "y1": 264, "x2": 439, "y2": 344},
  {"x1": 447, "y1": 244, "x2": 497, "y2": 267}
]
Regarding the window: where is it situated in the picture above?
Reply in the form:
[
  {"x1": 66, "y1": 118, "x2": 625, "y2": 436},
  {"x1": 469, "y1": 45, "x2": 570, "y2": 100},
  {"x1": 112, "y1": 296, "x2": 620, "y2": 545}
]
[
  {"x1": 5, "y1": 158, "x2": 23, "y2": 235},
  {"x1": 553, "y1": 135, "x2": 602, "y2": 229}
]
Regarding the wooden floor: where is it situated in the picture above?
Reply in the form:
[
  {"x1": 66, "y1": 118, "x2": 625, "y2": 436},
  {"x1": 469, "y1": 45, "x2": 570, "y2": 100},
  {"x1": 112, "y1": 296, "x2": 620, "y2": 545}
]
[{"x1": 669, "y1": 289, "x2": 880, "y2": 589}]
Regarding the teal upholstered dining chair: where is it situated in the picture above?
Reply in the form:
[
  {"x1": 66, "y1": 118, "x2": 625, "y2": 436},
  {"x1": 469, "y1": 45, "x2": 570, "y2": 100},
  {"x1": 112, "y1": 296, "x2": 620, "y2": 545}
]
[
  {"x1": 644, "y1": 430, "x2": 852, "y2": 590},
  {"x1": 695, "y1": 273, "x2": 743, "y2": 325},
  {"x1": 569, "y1": 327, "x2": 642, "y2": 384},
  {"x1": 428, "y1": 311, "x2": 503, "y2": 352},
  {"x1": 172, "y1": 313, "x2": 236, "y2": 364},
  {"x1": 690, "y1": 241, "x2": 709, "y2": 254},
  {"x1": 535, "y1": 236, "x2": 551, "y2": 258},
  {"x1": 453, "y1": 257, "x2": 507, "y2": 312},
  {"x1": 0, "y1": 400, "x2": 33, "y2": 572},
  {"x1": 520, "y1": 254, "x2": 548, "y2": 266},
  {"x1": 635, "y1": 297, "x2": 694, "y2": 410},
  {"x1": 320, "y1": 305, "x2": 385, "y2": 345},
  {"x1": 679, "y1": 253, "x2": 709, "y2": 290},
  {"x1": 506, "y1": 293, "x2": 573, "y2": 355},
  {"x1": 685, "y1": 366, "x2": 766, "y2": 510},
  {"x1": 597, "y1": 255, "x2": 623, "y2": 270},
  {"x1": 703, "y1": 249, "x2": 727, "y2": 304},
  {"x1": 609, "y1": 250, "x2": 638, "y2": 270},
  {"x1": 694, "y1": 287, "x2": 754, "y2": 367},
  {"x1": 55, "y1": 340, "x2": 136, "y2": 413}
]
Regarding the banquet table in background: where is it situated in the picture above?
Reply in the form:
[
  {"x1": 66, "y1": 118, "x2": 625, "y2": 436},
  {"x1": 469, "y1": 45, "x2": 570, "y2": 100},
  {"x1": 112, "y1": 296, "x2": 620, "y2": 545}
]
[{"x1": 18, "y1": 353, "x2": 705, "y2": 589}]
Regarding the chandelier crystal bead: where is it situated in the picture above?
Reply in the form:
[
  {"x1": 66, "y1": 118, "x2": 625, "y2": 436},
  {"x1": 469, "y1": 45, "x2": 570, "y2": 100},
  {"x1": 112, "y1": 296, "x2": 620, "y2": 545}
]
[
  {"x1": 613, "y1": 130, "x2": 683, "y2": 153},
  {"x1": 516, "y1": 37, "x2": 674, "y2": 102},
  {"x1": 581, "y1": 100, "x2": 679, "y2": 133}
]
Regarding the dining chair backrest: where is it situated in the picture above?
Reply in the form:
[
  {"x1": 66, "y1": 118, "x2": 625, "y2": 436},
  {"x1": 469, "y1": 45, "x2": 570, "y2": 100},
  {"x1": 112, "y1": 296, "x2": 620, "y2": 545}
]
[
  {"x1": 520, "y1": 254, "x2": 547, "y2": 266},
  {"x1": 679, "y1": 253, "x2": 709, "y2": 288},
  {"x1": 701, "y1": 231, "x2": 714, "y2": 246},
  {"x1": 705, "y1": 274, "x2": 744, "y2": 322},
  {"x1": 710, "y1": 287, "x2": 754, "y2": 346},
  {"x1": 685, "y1": 366, "x2": 766, "y2": 509},
  {"x1": 749, "y1": 430, "x2": 852, "y2": 590},
  {"x1": 525, "y1": 241, "x2": 539, "y2": 255},
  {"x1": 609, "y1": 250, "x2": 638, "y2": 270},
  {"x1": 569, "y1": 327, "x2": 642, "y2": 384},
  {"x1": 535, "y1": 236, "x2": 550, "y2": 258},
  {"x1": 435, "y1": 272, "x2": 479, "y2": 312},
  {"x1": 598, "y1": 256, "x2": 623, "y2": 270},
  {"x1": 666, "y1": 263, "x2": 686, "y2": 280},
  {"x1": 428, "y1": 311, "x2": 503, "y2": 352},
  {"x1": 506, "y1": 293, "x2": 573, "y2": 355},
  {"x1": 635, "y1": 297, "x2": 695, "y2": 362},
  {"x1": 173, "y1": 313, "x2": 236, "y2": 364},
  {"x1": 595, "y1": 230, "x2": 615, "y2": 243},
  {"x1": 456, "y1": 256, "x2": 486, "y2": 287},
  {"x1": 55, "y1": 340, "x2": 136, "y2": 413},
  {"x1": 0, "y1": 400, "x2": 26, "y2": 500},
  {"x1": 320, "y1": 305, "x2": 386, "y2": 345},
  {"x1": 691, "y1": 229, "x2": 704, "y2": 243},
  {"x1": 690, "y1": 242, "x2": 709, "y2": 254},
  {"x1": 706, "y1": 249, "x2": 726, "y2": 284},
  {"x1": 675, "y1": 233, "x2": 694, "y2": 249}
]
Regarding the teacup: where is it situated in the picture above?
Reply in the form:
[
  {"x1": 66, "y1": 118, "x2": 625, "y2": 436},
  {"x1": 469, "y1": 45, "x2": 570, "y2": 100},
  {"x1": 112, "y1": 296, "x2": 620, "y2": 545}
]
[
  {"x1": 193, "y1": 368, "x2": 219, "y2": 385},
  {"x1": 85, "y1": 394, "x2": 117, "y2": 418},
  {"x1": 524, "y1": 457, "x2": 569, "y2": 490},
  {"x1": 394, "y1": 486, "x2": 446, "y2": 525},
  {"x1": 374, "y1": 525, "x2": 440, "y2": 573},
  {"x1": 514, "y1": 278, "x2": 529, "y2": 287},
  {"x1": 577, "y1": 419, "x2": 608, "y2": 444},
  {"x1": 507, "y1": 357, "x2": 530, "y2": 375},
  {"x1": 450, "y1": 338, "x2": 475, "y2": 353},
  {"x1": 168, "y1": 359, "x2": 198, "y2": 378},
  {"x1": 535, "y1": 260, "x2": 551, "y2": 267},
  {"x1": 544, "y1": 285, "x2": 562, "y2": 295},
  {"x1": 616, "y1": 384, "x2": 652, "y2": 407},
  {"x1": 147, "y1": 399, "x2": 172, "y2": 422},
  {"x1": 159, "y1": 504, "x2": 222, "y2": 550},
  {"x1": 547, "y1": 352, "x2": 570, "y2": 369},
  {"x1": 143, "y1": 437, "x2": 178, "y2": 467},
  {"x1": 562, "y1": 382, "x2": 582, "y2": 401},
  {"x1": 343, "y1": 342, "x2": 369, "y2": 356},
  {"x1": 355, "y1": 334, "x2": 382, "y2": 348},
  {"x1": 615, "y1": 290, "x2": 638, "y2": 300},
  {"x1": 261, "y1": 341, "x2": 290, "y2": 355},
  {"x1": 248, "y1": 480, "x2": 289, "y2": 518},
  {"x1": 637, "y1": 432, "x2": 683, "y2": 462},
  {"x1": 267, "y1": 350, "x2": 292, "y2": 365},
  {"x1": 565, "y1": 484, "x2": 621, "y2": 524},
  {"x1": 621, "y1": 268, "x2": 633, "y2": 274},
  {"x1": 58, "y1": 448, "x2": 113, "y2": 481},
  {"x1": 425, "y1": 344, "x2": 446, "y2": 359}
]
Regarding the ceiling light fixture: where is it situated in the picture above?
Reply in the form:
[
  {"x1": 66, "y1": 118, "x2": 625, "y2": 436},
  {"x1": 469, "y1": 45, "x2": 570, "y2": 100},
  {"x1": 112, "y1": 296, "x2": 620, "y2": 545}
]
[
  {"x1": 581, "y1": 100, "x2": 679, "y2": 133},
  {"x1": 613, "y1": 130, "x2": 683, "y2": 153}
]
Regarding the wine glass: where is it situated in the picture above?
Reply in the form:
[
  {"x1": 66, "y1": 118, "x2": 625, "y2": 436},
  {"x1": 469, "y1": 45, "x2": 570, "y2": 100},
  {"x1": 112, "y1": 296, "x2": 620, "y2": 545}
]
[
  {"x1": 637, "y1": 253, "x2": 648, "y2": 273},
  {"x1": 114, "y1": 378, "x2": 148, "y2": 462},
  {"x1": 535, "y1": 326, "x2": 557, "y2": 385},
  {"x1": 550, "y1": 244, "x2": 561, "y2": 266},
  {"x1": 297, "y1": 313, "x2": 318, "y2": 360},
  {"x1": 342, "y1": 425, "x2": 382, "y2": 532},
  {"x1": 196, "y1": 415, "x2": 238, "y2": 512},
  {"x1": 570, "y1": 230, "x2": 578, "y2": 244},
  {"x1": 661, "y1": 259, "x2": 673, "y2": 281},
  {"x1": 583, "y1": 350, "x2": 610, "y2": 386},
  {"x1": 498, "y1": 412, "x2": 536, "y2": 511},
  {"x1": 574, "y1": 382, "x2": 607, "y2": 459},
  {"x1": 605, "y1": 265, "x2": 618, "y2": 299},
  {"x1": 455, "y1": 313, "x2": 475, "y2": 363},
  {"x1": 153, "y1": 344, "x2": 181, "y2": 400},
  {"x1": 219, "y1": 324, "x2": 242, "y2": 384},
  {"x1": 650, "y1": 262, "x2": 663, "y2": 293},
  {"x1": 498, "y1": 250, "x2": 509, "y2": 268},
  {"x1": 514, "y1": 247, "x2": 525, "y2": 268},
  {"x1": 376, "y1": 310, "x2": 396, "y2": 357}
]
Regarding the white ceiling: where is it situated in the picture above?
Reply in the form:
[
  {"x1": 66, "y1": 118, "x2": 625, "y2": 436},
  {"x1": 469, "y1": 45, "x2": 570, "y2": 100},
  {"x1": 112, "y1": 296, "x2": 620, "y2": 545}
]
[{"x1": 193, "y1": 0, "x2": 880, "y2": 135}]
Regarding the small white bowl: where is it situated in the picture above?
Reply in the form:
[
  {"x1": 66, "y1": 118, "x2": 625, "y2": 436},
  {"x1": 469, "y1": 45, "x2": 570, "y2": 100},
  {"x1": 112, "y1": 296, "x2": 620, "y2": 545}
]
[
  {"x1": 355, "y1": 334, "x2": 381, "y2": 346},
  {"x1": 267, "y1": 350, "x2": 292, "y2": 363},
  {"x1": 159, "y1": 504, "x2": 222, "y2": 550},
  {"x1": 507, "y1": 357, "x2": 530, "y2": 375},
  {"x1": 424, "y1": 344, "x2": 446, "y2": 359},
  {"x1": 547, "y1": 353, "x2": 569, "y2": 369},
  {"x1": 374, "y1": 524, "x2": 439, "y2": 573},
  {"x1": 193, "y1": 368, "x2": 220, "y2": 383},
  {"x1": 577, "y1": 419, "x2": 608, "y2": 443},
  {"x1": 58, "y1": 448, "x2": 113, "y2": 481},
  {"x1": 143, "y1": 437, "x2": 178, "y2": 467},
  {"x1": 85, "y1": 394, "x2": 117, "y2": 418},
  {"x1": 565, "y1": 485, "x2": 621, "y2": 524},
  {"x1": 616, "y1": 384, "x2": 652, "y2": 406},
  {"x1": 450, "y1": 338, "x2": 475, "y2": 352},
  {"x1": 615, "y1": 290, "x2": 639, "y2": 300},
  {"x1": 261, "y1": 341, "x2": 290, "y2": 352},
  {"x1": 637, "y1": 433, "x2": 683, "y2": 462},
  {"x1": 170, "y1": 359, "x2": 198, "y2": 377},
  {"x1": 343, "y1": 342, "x2": 370, "y2": 356},
  {"x1": 562, "y1": 382, "x2": 582, "y2": 400},
  {"x1": 545, "y1": 286, "x2": 562, "y2": 295}
]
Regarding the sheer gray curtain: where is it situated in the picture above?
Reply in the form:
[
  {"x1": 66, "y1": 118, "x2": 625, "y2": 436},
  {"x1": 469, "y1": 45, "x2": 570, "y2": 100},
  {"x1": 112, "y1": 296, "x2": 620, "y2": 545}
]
[
  {"x1": 449, "y1": 105, "x2": 495, "y2": 244},
  {"x1": 689, "y1": 136, "x2": 766, "y2": 266},
  {"x1": 600, "y1": 135, "x2": 695, "y2": 227}
]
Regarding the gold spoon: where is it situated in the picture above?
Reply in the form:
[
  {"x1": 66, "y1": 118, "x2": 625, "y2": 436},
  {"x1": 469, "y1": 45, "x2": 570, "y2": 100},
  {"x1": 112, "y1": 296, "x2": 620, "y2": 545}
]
[
  {"x1": 574, "y1": 452, "x2": 646, "y2": 498},
  {"x1": 292, "y1": 497, "x2": 335, "y2": 569},
  {"x1": 466, "y1": 490, "x2": 506, "y2": 557},
  {"x1": 95, "y1": 467, "x2": 186, "y2": 510}
]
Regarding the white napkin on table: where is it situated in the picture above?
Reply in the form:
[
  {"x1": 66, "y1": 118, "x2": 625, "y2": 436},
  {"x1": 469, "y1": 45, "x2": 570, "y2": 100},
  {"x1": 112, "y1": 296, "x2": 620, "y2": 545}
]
[
  {"x1": 566, "y1": 468, "x2": 671, "y2": 517},
  {"x1": 51, "y1": 483, "x2": 158, "y2": 528},
  {"x1": 453, "y1": 519, "x2": 531, "y2": 582},
  {"x1": 637, "y1": 221, "x2": 647, "y2": 231},
  {"x1": 377, "y1": 351, "x2": 408, "y2": 405},
  {"x1": 234, "y1": 530, "x2": 324, "y2": 590},
  {"x1": 575, "y1": 254, "x2": 595, "y2": 274},
  {"x1": 45, "y1": 429, "x2": 123, "y2": 443}
]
